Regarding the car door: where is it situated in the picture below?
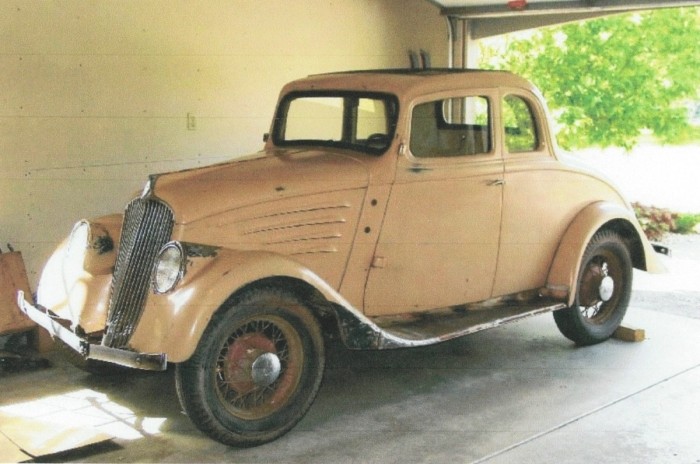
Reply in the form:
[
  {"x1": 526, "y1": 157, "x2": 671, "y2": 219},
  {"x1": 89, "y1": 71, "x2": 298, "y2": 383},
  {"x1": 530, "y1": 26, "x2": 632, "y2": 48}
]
[{"x1": 364, "y1": 92, "x2": 504, "y2": 316}]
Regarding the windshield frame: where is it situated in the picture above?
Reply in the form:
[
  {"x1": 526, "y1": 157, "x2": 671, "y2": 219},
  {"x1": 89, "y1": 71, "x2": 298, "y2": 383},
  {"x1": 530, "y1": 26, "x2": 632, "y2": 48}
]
[{"x1": 271, "y1": 90, "x2": 400, "y2": 156}]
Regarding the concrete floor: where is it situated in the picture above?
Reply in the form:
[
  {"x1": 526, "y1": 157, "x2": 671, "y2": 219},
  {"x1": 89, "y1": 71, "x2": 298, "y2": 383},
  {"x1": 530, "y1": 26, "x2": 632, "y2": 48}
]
[{"x1": 2, "y1": 238, "x2": 699, "y2": 463}]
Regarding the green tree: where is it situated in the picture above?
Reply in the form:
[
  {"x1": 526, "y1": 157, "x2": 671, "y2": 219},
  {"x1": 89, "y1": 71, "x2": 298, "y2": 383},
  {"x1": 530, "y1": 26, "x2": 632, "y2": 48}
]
[{"x1": 482, "y1": 8, "x2": 700, "y2": 149}]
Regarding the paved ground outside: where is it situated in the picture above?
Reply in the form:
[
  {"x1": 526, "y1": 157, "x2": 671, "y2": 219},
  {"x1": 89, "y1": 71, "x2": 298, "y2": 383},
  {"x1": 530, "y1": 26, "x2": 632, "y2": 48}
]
[{"x1": 633, "y1": 233, "x2": 700, "y2": 320}]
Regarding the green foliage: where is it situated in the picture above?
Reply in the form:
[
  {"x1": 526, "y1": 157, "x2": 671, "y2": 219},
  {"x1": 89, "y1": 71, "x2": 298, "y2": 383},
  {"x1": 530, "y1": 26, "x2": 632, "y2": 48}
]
[
  {"x1": 672, "y1": 125, "x2": 700, "y2": 145},
  {"x1": 675, "y1": 213, "x2": 700, "y2": 234},
  {"x1": 482, "y1": 8, "x2": 700, "y2": 150}
]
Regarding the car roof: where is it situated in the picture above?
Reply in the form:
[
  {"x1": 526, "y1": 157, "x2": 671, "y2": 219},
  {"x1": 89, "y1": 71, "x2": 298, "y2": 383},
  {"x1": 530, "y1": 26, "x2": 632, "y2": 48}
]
[{"x1": 279, "y1": 68, "x2": 539, "y2": 100}]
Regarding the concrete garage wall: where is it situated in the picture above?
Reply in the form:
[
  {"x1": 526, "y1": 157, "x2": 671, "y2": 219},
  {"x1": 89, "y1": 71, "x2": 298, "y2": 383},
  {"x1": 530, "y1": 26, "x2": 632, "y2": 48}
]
[{"x1": 0, "y1": 0, "x2": 447, "y2": 284}]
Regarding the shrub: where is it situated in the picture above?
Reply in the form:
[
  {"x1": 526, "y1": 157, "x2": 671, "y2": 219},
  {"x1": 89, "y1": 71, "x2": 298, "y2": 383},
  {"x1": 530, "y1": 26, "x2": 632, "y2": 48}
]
[
  {"x1": 674, "y1": 213, "x2": 700, "y2": 234},
  {"x1": 632, "y1": 203, "x2": 700, "y2": 240},
  {"x1": 632, "y1": 203, "x2": 676, "y2": 241}
]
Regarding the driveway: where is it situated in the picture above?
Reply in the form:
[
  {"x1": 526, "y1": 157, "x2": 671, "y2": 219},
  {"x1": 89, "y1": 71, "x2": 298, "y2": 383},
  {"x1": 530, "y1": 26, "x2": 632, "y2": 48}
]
[{"x1": 633, "y1": 233, "x2": 700, "y2": 320}]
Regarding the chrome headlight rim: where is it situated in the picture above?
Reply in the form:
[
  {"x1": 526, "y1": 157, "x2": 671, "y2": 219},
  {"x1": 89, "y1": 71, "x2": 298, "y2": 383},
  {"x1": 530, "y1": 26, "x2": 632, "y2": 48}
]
[{"x1": 152, "y1": 241, "x2": 186, "y2": 294}]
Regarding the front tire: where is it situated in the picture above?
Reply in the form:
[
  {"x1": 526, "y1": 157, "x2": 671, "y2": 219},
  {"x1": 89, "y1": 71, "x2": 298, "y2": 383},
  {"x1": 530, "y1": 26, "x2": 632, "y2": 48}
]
[
  {"x1": 175, "y1": 288, "x2": 325, "y2": 447},
  {"x1": 554, "y1": 230, "x2": 632, "y2": 346}
]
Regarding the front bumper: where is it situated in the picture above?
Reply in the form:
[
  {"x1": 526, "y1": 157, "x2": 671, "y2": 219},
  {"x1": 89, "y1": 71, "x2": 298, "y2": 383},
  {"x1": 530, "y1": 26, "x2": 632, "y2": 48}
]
[{"x1": 17, "y1": 291, "x2": 167, "y2": 371}]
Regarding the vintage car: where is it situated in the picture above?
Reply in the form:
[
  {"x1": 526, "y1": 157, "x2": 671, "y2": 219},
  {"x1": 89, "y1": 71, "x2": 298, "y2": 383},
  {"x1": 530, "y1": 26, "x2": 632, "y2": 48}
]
[{"x1": 19, "y1": 69, "x2": 663, "y2": 447}]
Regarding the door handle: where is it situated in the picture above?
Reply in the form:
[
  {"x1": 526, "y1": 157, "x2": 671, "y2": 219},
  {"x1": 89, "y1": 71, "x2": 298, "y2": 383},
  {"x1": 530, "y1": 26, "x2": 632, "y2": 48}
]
[{"x1": 487, "y1": 179, "x2": 505, "y2": 186}]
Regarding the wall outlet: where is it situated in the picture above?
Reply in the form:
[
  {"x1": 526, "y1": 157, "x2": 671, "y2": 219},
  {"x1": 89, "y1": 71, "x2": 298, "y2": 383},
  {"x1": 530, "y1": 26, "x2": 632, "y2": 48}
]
[{"x1": 187, "y1": 113, "x2": 196, "y2": 131}]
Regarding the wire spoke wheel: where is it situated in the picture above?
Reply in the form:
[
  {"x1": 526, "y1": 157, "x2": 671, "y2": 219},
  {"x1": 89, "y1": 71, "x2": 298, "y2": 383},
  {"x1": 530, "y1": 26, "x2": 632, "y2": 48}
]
[
  {"x1": 554, "y1": 230, "x2": 632, "y2": 345},
  {"x1": 175, "y1": 288, "x2": 325, "y2": 447},
  {"x1": 214, "y1": 316, "x2": 303, "y2": 420}
]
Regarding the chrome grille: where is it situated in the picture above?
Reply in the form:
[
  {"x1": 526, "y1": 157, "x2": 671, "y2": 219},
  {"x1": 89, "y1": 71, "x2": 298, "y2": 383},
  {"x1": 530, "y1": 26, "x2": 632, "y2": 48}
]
[{"x1": 103, "y1": 197, "x2": 174, "y2": 348}]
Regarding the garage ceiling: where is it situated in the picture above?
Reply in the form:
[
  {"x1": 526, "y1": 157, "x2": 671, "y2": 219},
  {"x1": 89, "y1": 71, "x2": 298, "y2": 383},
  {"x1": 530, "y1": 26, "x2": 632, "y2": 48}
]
[{"x1": 429, "y1": 0, "x2": 700, "y2": 38}]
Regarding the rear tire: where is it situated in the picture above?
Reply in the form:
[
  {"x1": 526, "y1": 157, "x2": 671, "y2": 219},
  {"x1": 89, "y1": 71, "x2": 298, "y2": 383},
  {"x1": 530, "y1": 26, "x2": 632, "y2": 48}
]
[
  {"x1": 175, "y1": 287, "x2": 325, "y2": 447},
  {"x1": 554, "y1": 230, "x2": 632, "y2": 346}
]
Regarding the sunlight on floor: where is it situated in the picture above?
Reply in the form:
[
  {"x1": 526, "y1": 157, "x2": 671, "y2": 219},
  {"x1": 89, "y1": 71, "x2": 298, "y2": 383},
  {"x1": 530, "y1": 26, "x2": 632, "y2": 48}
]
[{"x1": 0, "y1": 388, "x2": 166, "y2": 440}]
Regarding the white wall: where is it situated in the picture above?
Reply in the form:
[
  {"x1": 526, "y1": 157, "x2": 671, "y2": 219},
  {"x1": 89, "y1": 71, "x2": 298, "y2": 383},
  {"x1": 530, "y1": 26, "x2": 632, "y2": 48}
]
[{"x1": 0, "y1": 0, "x2": 447, "y2": 284}]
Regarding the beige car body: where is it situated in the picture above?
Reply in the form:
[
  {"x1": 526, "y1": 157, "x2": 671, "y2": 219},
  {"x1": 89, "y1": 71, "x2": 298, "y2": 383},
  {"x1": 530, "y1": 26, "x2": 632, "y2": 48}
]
[{"x1": 20, "y1": 70, "x2": 662, "y2": 369}]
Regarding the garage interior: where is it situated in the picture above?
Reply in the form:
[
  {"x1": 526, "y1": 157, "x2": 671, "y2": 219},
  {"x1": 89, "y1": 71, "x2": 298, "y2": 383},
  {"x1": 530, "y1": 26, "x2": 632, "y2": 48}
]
[{"x1": 2, "y1": 0, "x2": 700, "y2": 462}]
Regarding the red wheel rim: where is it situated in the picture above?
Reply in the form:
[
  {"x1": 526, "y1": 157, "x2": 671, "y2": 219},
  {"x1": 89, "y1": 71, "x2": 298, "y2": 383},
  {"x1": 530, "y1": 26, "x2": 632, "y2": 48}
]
[{"x1": 214, "y1": 316, "x2": 303, "y2": 419}]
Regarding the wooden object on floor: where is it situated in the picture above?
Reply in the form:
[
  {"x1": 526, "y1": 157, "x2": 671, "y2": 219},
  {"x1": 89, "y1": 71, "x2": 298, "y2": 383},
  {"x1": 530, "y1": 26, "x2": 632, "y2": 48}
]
[
  {"x1": 0, "y1": 252, "x2": 35, "y2": 336},
  {"x1": 613, "y1": 325, "x2": 646, "y2": 342}
]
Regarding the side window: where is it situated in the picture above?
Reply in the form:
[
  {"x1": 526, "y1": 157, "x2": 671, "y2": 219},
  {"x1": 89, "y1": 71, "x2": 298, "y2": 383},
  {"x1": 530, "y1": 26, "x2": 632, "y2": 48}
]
[
  {"x1": 503, "y1": 95, "x2": 539, "y2": 152},
  {"x1": 410, "y1": 96, "x2": 491, "y2": 158}
]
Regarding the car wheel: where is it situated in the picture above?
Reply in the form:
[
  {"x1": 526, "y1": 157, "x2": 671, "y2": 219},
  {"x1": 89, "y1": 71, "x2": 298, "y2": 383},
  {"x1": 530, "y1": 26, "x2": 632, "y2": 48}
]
[
  {"x1": 175, "y1": 287, "x2": 325, "y2": 447},
  {"x1": 553, "y1": 230, "x2": 632, "y2": 345}
]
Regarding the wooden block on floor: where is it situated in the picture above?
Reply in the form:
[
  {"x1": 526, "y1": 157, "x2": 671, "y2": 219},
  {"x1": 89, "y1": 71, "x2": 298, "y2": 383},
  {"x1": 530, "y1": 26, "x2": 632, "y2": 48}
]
[
  {"x1": 0, "y1": 252, "x2": 36, "y2": 336},
  {"x1": 613, "y1": 325, "x2": 645, "y2": 342}
]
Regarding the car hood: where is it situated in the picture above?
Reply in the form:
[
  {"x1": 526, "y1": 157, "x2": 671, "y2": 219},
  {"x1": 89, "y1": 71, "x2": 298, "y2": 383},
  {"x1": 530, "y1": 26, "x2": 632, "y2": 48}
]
[{"x1": 148, "y1": 149, "x2": 370, "y2": 224}]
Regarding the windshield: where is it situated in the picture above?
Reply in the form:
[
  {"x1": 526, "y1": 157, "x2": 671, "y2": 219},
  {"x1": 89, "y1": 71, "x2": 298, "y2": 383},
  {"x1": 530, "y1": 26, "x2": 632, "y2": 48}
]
[{"x1": 272, "y1": 91, "x2": 399, "y2": 155}]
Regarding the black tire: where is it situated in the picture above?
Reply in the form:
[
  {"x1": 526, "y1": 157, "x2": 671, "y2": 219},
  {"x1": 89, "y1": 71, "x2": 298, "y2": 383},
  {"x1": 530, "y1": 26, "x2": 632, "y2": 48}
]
[
  {"x1": 553, "y1": 230, "x2": 632, "y2": 346},
  {"x1": 175, "y1": 287, "x2": 325, "y2": 447}
]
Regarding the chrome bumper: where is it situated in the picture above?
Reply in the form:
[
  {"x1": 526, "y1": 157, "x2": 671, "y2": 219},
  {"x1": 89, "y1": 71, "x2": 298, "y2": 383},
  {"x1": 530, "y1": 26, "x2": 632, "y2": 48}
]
[{"x1": 17, "y1": 291, "x2": 167, "y2": 371}]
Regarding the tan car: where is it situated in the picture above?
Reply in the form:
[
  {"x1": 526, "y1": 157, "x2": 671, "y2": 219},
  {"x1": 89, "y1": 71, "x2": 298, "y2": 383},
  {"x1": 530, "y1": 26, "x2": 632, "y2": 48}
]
[{"x1": 19, "y1": 69, "x2": 663, "y2": 447}]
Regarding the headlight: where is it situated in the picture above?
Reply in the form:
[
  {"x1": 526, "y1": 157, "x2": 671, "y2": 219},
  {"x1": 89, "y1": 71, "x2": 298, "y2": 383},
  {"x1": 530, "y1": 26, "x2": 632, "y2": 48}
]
[{"x1": 153, "y1": 242, "x2": 185, "y2": 294}]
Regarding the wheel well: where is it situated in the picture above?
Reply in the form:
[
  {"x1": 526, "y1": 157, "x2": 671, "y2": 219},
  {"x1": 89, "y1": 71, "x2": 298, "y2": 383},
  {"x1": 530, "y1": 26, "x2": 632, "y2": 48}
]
[
  {"x1": 599, "y1": 219, "x2": 647, "y2": 270},
  {"x1": 215, "y1": 276, "x2": 342, "y2": 340}
]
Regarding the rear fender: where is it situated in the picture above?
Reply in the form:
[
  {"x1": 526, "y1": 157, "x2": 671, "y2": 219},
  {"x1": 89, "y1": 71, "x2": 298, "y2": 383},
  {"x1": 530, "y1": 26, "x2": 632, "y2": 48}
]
[
  {"x1": 128, "y1": 246, "x2": 356, "y2": 362},
  {"x1": 544, "y1": 201, "x2": 663, "y2": 307}
]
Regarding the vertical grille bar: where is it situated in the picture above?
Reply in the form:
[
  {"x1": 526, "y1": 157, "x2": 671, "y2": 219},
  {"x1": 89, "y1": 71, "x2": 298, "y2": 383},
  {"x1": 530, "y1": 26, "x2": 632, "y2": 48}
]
[{"x1": 103, "y1": 197, "x2": 174, "y2": 348}]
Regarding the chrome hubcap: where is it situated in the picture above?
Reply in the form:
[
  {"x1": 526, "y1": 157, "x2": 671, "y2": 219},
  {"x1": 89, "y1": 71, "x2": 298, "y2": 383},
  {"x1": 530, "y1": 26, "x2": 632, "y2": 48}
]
[
  {"x1": 251, "y1": 352, "x2": 282, "y2": 387},
  {"x1": 599, "y1": 275, "x2": 614, "y2": 302},
  {"x1": 598, "y1": 262, "x2": 615, "y2": 302}
]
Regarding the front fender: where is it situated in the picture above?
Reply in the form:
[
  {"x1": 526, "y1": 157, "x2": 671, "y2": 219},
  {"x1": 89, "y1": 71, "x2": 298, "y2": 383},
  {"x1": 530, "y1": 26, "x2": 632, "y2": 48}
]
[
  {"x1": 127, "y1": 246, "x2": 354, "y2": 362},
  {"x1": 36, "y1": 214, "x2": 123, "y2": 332},
  {"x1": 544, "y1": 201, "x2": 664, "y2": 307}
]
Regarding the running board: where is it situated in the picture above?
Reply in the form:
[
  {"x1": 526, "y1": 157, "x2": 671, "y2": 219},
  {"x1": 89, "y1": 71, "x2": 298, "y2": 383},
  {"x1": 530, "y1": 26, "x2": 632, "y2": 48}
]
[{"x1": 333, "y1": 298, "x2": 567, "y2": 350}]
